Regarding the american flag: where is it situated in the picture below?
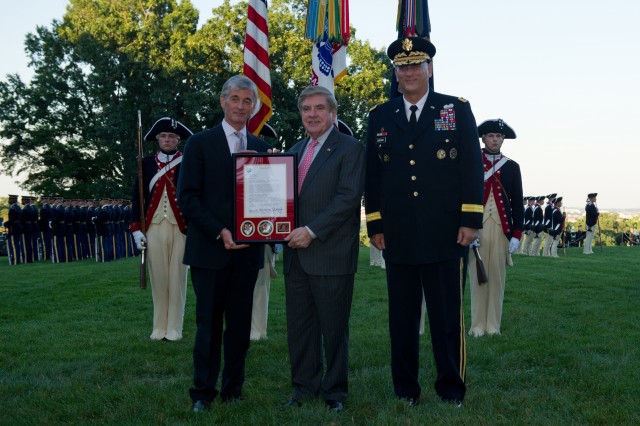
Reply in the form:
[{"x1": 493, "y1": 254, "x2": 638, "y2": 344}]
[{"x1": 243, "y1": 0, "x2": 272, "y2": 136}]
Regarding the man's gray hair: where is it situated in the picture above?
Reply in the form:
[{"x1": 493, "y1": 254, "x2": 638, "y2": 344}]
[
  {"x1": 297, "y1": 85, "x2": 338, "y2": 112},
  {"x1": 221, "y1": 75, "x2": 258, "y2": 104}
]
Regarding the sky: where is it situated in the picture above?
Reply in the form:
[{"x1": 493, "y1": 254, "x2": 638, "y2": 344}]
[{"x1": 1, "y1": 0, "x2": 639, "y2": 209}]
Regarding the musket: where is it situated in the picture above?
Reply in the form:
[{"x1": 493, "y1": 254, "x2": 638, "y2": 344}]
[
  {"x1": 136, "y1": 110, "x2": 147, "y2": 289},
  {"x1": 472, "y1": 245, "x2": 489, "y2": 285},
  {"x1": 597, "y1": 215, "x2": 603, "y2": 254},
  {"x1": 562, "y1": 205, "x2": 567, "y2": 257}
]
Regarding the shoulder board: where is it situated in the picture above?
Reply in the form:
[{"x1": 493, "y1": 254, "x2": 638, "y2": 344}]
[
  {"x1": 458, "y1": 97, "x2": 468, "y2": 103},
  {"x1": 369, "y1": 104, "x2": 379, "y2": 112}
]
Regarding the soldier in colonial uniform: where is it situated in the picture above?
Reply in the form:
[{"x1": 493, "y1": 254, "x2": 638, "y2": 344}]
[
  {"x1": 520, "y1": 197, "x2": 535, "y2": 254},
  {"x1": 468, "y1": 119, "x2": 523, "y2": 337},
  {"x1": 541, "y1": 193, "x2": 557, "y2": 257},
  {"x1": 548, "y1": 196, "x2": 565, "y2": 257},
  {"x1": 583, "y1": 193, "x2": 599, "y2": 254},
  {"x1": 131, "y1": 117, "x2": 192, "y2": 341},
  {"x1": 365, "y1": 37, "x2": 483, "y2": 406},
  {"x1": 515, "y1": 196, "x2": 528, "y2": 254},
  {"x1": 3, "y1": 195, "x2": 23, "y2": 265},
  {"x1": 528, "y1": 196, "x2": 545, "y2": 256}
]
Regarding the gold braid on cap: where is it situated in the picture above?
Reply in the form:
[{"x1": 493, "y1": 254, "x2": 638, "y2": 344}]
[{"x1": 393, "y1": 51, "x2": 430, "y2": 66}]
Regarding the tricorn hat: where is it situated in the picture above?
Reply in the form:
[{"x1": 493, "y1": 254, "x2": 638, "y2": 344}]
[
  {"x1": 258, "y1": 123, "x2": 278, "y2": 139},
  {"x1": 554, "y1": 196, "x2": 563, "y2": 204},
  {"x1": 547, "y1": 193, "x2": 557, "y2": 201},
  {"x1": 587, "y1": 193, "x2": 597, "y2": 198},
  {"x1": 536, "y1": 196, "x2": 546, "y2": 202},
  {"x1": 477, "y1": 119, "x2": 517, "y2": 139},
  {"x1": 144, "y1": 117, "x2": 193, "y2": 142},
  {"x1": 387, "y1": 37, "x2": 436, "y2": 66}
]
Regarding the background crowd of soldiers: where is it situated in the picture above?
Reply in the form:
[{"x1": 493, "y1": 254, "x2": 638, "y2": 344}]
[
  {"x1": 517, "y1": 192, "x2": 600, "y2": 257},
  {"x1": 2, "y1": 194, "x2": 138, "y2": 265}
]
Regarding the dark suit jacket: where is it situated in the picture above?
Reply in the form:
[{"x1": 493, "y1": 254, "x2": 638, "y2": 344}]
[
  {"x1": 365, "y1": 92, "x2": 484, "y2": 265},
  {"x1": 283, "y1": 127, "x2": 365, "y2": 276},
  {"x1": 178, "y1": 123, "x2": 271, "y2": 270}
]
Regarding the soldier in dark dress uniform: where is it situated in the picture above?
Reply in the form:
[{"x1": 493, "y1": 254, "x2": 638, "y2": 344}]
[
  {"x1": 20, "y1": 196, "x2": 35, "y2": 263},
  {"x1": 365, "y1": 37, "x2": 483, "y2": 406},
  {"x1": 94, "y1": 198, "x2": 112, "y2": 262},
  {"x1": 50, "y1": 197, "x2": 65, "y2": 263},
  {"x1": 38, "y1": 196, "x2": 53, "y2": 261},
  {"x1": 86, "y1": 199, "x2": 97, "y2": 259},
  {"x1": 3, "y1": 194, "x2": 23, "y2": 265}
]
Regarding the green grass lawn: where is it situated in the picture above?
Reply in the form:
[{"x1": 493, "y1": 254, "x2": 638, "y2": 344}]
[{"x1": 1, "y1": 246, "x2": 638, "y2": 425}]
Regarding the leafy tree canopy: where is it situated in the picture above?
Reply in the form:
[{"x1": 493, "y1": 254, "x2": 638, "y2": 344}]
[{"x1": 0, "y1": 0, "x2": 390, "y2": 198}]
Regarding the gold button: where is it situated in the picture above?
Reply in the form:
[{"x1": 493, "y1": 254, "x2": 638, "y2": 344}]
[
  {"x1": 411, "y1": 176, "x2": 417, "y2": 181},
  {"x1": 409, "y1": 144, "x2": 414, "y2": 149},
  {"x1": 410, "y1": 160, "x2": 415, "y2": 165},
  {"x1": 413, "y1": 191, "x2": 419, "y2": 197},
  {"x1": 445, "y1": 139, "x2": 450, "y2": 143}
]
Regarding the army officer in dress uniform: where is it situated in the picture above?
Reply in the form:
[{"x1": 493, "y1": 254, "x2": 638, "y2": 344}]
[
  {"x1": 365, "y1": 37, "x2": 483, "y2": 406},
  {"x1": 468, "y1": 119, "x2": 523, "y2": 337},
  {"x1": 131, "y1": 117, "x2": 192, "y2": 341}
]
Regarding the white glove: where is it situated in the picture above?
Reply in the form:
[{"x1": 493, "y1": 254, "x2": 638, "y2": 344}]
[
  {"x1": 133, "y1": 230, "x2": 147, "y2": 250},
  {"x1": 470, "y1": 239, "x2": 480, "y2": 248},
  {"x1": 509, "y1": 237, "x2": 520, "y2": 253}
]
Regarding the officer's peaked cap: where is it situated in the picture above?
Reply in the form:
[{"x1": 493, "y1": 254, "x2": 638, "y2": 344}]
[{"x1": 387, "y1": 37, "x2": 436, "y2": 66}]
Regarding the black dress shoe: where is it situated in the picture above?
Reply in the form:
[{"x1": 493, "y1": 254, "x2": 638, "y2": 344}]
[
  {"x1": 221, "y1": 395, "x2": 245, "y2": 404},
  {"x1": 442, "y1": 398, "x2": 462, "y2": 408},
  {"x1": 192, "y1": 400, "x2": 211, "y2": 413},
  {"x1": 325, "y1": 400, "x2": 344, "y2": 413},
  {"x1": 280, "y1": 398, "x2": 302, "y2": 408},
  {"x1": 399, "y1": 397, "x2": 420, "y2": 407}
]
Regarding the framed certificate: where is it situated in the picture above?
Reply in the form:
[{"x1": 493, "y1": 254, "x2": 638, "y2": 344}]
[{"x1": 233, "y1": 153, "x2": 298, "y2": 243}]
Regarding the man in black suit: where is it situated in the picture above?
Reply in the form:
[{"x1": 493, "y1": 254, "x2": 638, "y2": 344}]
[
  {"x1": 280, "y1": 86, "x2": 365, "y2": 413},
  {"x1": 365, "y1": 37, "x2": 483, "y2": 406},
  {"x1": 178, "y1": 75, "x2": 272, "y2": 412}
]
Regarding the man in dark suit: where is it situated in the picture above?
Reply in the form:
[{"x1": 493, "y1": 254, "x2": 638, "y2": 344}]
[
  {"x1": 178, "y1": 75, "x2": 271, "y2": 412},
  {"x1": 364, "y1": 37, "x2": 483, "y2": 406},
  {"x1": 280, "y1": 86, "x2": 365, "y2": 413}
]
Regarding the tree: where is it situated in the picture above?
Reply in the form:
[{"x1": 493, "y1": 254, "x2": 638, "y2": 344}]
[{"x1": 0, "y1": 0, "x2": 390, "y2": 197}]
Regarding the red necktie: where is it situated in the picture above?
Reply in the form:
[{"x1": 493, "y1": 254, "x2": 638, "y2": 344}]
[{"x1": 298, "y1": 139, "x2": 318, "y2": 194}]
